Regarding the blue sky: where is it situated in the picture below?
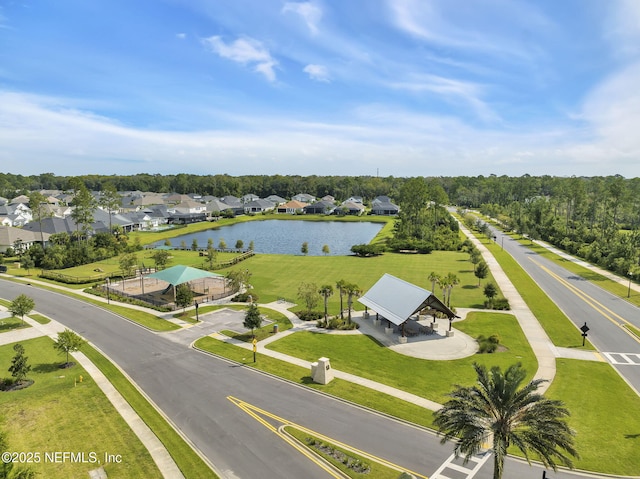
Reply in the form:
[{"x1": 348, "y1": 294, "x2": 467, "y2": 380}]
[{"x1": 1, "y1": 0, "x2": 639, "y2": 178}]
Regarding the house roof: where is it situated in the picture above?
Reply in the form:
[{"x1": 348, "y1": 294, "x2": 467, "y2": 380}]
[
  {"x1": 244, "y1": 199, "x2": 275, "y2": 209},
  {"x1": 358, "y1": 273, "x2": 456, "y2": 326},
  {"x1": 265, "y1": 195, "x2": 286, "y2": 204},
  {"x1": 279, "y1": 200, "x2": 307, "y2": 209},
  {"x1": 0, "y1": 226, "x2": 51, "y2": 247},
  {"x1": 147, "y1": 265, "x2": 222, "y2": 286},
  {"x1": 341, "y1": 201, "x2": 365, "y2": 211}
]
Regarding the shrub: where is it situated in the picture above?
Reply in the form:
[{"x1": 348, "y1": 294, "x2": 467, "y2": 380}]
[
  {"x1": 492, "y1": 297, "x2": 510, "y2": 310},
  {"x1": 325, "y1": 317, "x2": 359, "y2": 330},
  {"x1": 477, "y1": 334, "x2": 500, "y2": 353},
  {"x1": 296, "y1": 310, "x2": 323, "y2": 321},
  {"x1": 231, "y1": 292, "x2": 259, "y2": 303}
]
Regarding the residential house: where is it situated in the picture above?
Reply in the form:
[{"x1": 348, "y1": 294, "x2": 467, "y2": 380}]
[
  {"x1": 265, "y1": 195, "x2": 286, "y2": 206},
  {"x1": 219, "y1": 196, "x2": 244, "y2": 215},
  {"x1": 242, "y1": 193, "x2": 259, "y2": 204},
  {"x1": 0, "y1": 203, "x2": 32, "y2": 226},
  {"x1": 206, "y1": 199, "x2": 233, "y2": 219},
  {"x1": 92, "y1": 208, "x2": 135, "y2": 233},
  {"x1": 277, "y1": 200, "x2": 307, "y2": 214},
  {"x1": 244, "y1": 199, "x2": 275, "y2": 214},
  {"x1": 304, "y1": 200, "x2": 336, "y2": 215},
  {"x1": 121, "y1": 192, "x2": 165, "y2": 211},
  {"x1": 292, "y1": 193, "x2": 315, "y2": 203},
  {"x1": 10, "y1": 195, "x2": 31, "y2": 205},
  {"x1": 0, "y1": 226, "x2": 51, "y2": 254},
  {"x1": 173, "y1": 200, "x2": 207, "y2": 215},
  {"x1": 321, "y1": 195, "x2": 335, "y2": 203},
  {"x1": 122, "y1": 211, "x2": 157, "y2": 231},
  {"x1": 371, "y1": 196, "x2": 400, "y2": 215},
  {"x1": 336, "y1": 201, "x2": 365, "y2": 216},
  {"x1": 165, "y1": 193, "x2": 192, "y2": 205}
]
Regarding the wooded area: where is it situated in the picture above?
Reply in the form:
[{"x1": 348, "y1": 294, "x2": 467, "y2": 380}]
[{"x1": 2, "y1": 172, "x2": 639, "y2": 277}]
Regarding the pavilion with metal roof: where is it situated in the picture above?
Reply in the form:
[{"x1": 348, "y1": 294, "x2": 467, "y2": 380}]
[{"x1": 358, "y1": 273, "x2": 458, "y2": 337}]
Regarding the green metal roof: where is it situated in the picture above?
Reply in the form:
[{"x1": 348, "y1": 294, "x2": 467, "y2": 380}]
[{"x1": 147, "y1": 265, "x2": 222, "y2": 286}]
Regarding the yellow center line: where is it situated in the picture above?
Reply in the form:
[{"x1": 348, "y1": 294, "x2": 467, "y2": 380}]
[
  {"x1": 227, "y1": 396, "x2": 429, "y2": 479},
  {"x1": 530, "y1": 259, "x2": 640, "y2": 344}
]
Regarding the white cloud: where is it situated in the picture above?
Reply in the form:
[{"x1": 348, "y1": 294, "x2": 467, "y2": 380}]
[
  {"x1": 388, "y1": 74, "x2": 499, "y2": 123},
  {"x1": 202, "y1": 35, "x2": 278, "y2": 82},
  {"x1": 577, "y1": 61, "x2": 640, "y2": 154},
  {"x1": 604, "y1": 0, "x2": 640, "y2": 58},
  {"x1": 176, "y1": 33, "x2": 186, "y2": 40},
  {"x1": 282, "y1": 2, "x2": 323, "y2": 35},
  {"x1": 303, "y1": 64, "x2": 330, "y2": 82},
  {"x1": 388, "y1": 0, "x2": 551, "y2": 63},
  {"x1": 1, "y1": 89, "x2": 638, "y2": 178}
]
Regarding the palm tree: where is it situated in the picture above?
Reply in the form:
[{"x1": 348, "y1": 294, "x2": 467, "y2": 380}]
[
  {"x1": 433, "y1": 363, "x2": 578, "y2": 479},
  {"x1": 344, "y1": 283, "x2": 362, "y2": 324},
  {"x1": 336, "y1": 279, "x2": 347, "y2": 319},
  {"x1": 318, "y1": 284, "x2": 334, "y2": 326},
  {"x1": 445, "y1": 272, "x2": 459, "y2": 307},
  {"x1": 428, "y1": 271, "x2": 441, "y2": 292}
]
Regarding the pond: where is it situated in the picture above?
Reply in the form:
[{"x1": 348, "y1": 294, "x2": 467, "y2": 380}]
[{"x1": 154, "y1": 220, "x2": 384, "y2": 256}]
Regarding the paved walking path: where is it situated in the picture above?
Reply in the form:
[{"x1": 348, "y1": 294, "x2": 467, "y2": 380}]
[
  {"x1": 456, "y1": 222, "x2": 558, "y2": 392},
  {"x1": 0, "y1": 304, "x2": 184, "y2": 479}
]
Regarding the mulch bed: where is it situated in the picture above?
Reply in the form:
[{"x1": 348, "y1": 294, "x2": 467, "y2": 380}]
[{"x1": 0, "y1": 379, "x2": 34, "y2": 392}]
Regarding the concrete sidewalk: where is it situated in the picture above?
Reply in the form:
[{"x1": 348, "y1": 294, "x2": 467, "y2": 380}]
[
  {"x1": 457, "y1": 222, "x2": 558, "y2": 393},
  {"x1": 0, "y1": 309, "x2": 184, "y2": 479}
]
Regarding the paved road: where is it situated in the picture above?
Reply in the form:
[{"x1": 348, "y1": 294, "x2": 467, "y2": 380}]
[
  {"x1": 0, "y1": 280, "x2": 603, "y2": 479},
  {"x1": 490, "y1": 226, "x2": 640, "y2": 393}
]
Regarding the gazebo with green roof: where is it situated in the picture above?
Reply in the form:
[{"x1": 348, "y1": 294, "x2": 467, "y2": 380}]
[{"x1": 147, "y1": 265, "x2": 223, "y2": 303}]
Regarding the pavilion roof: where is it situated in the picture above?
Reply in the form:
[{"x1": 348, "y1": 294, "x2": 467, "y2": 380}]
[
  {"x1": 147, "y1": 265, "x2": 221, "y2": 286},
  {"x1": 358, "y1": 273, "x2": 457, "y2": 326}
]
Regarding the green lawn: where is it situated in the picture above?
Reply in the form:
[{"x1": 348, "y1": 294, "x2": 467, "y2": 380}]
[
  {"x1": 0, "y1": 337, "x2": 161, "y2": 479},
  {"x1": 220, "y1": 251, "x2": 493, "y2": 313},
  {"x1": 546, "y1": 359, "x2": 640, "y2": 476},
  {"x1": 266, "y1": 311, "x2": 536, "y2": 404},
  {"x1": 28, "y1": 313, "x2": 51, "y2": 325},
  {"x1": 0, "y1": 315, "x2": 31, "y2": 333}
]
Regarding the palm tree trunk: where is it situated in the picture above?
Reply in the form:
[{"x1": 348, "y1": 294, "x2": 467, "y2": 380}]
[
  {"x1": 492, "y1": 436, "x2": 507, "y2": 479},
  {"x1": 324, "y1": 296, "x2": 328, "y2": 326}
]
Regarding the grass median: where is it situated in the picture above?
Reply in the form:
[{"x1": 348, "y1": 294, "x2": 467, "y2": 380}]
[
  {"x1": 81, "y1": 343, "x2": 218, "y2": 479},
  {"x1": 460, "y1": 224, "x2": 594, "y2": 349}
]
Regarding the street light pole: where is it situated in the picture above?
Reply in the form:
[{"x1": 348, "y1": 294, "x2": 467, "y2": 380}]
[{"x1": 628, "y1": 271, "x2": 634, "y2": 298}]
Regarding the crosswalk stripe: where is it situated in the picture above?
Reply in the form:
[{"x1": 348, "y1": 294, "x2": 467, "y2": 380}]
[
  {"x1": 431, "y1": 451, "x2": 491, "y2": 479},
  {"x1": 603, "y1": 352, "x2": 640, "y2": 365}
]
